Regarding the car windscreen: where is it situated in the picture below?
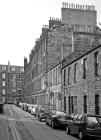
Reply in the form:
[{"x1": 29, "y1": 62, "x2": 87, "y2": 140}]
[
  {"x1": 87, "y1": 116, "x2": 99, "y2": 124},
  {"x1": 97, "y1": 117, "x2": 101, "y2": 123},
  {"x1": 58, "y1": 115, "x2": 67, "y2": 120}
]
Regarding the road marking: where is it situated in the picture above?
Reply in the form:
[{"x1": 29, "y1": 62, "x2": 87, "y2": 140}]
[
  {"x1": 7, "y1": 105, "x2": 21, "y2": 140},
  {"x1": 6, "y1": 121, "x2": 10, "y2": 140},
  {"x1": 9, "y1": 118, "x2": 21, "y2": 140}
]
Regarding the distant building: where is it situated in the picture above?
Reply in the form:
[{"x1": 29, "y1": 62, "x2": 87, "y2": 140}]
[{"x1": 0, "y1": 63, "x2": 24, "y2": 103}]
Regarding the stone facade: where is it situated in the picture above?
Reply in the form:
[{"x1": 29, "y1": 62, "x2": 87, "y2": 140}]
[
  {"x1": 23, "y1": 26, "x2": 48, "y2": 105},
  {"x1": 62, "y1": 45, "x2": 101, "y2": 115},
  {"x1": 45, "y1": 63, "x2": 62, "y2": 111},
  {"x1": 23, "y1": 3, "x2": 101, "y2": 111}
]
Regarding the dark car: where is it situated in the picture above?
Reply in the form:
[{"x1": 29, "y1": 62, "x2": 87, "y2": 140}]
[
  {"x1": 38, "y1": 112, "x2": 49, "y2": 122},
  {"x1": 45, "y1": 110, "x2": 68, "y2": 129},
  {"x1": 66, "y1": 114, "x2": 101, "y2": 140},
  {"x1": 35, "y1": 107, "x2": 45, "y2": 117},
  {"x1": 23, "y1": 103, "x2": 30, "y2": 112}
]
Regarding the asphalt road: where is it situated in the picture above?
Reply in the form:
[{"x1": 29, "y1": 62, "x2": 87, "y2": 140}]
[{"x1": 0, "y1": 104, "x2": 79, "y2": 140}]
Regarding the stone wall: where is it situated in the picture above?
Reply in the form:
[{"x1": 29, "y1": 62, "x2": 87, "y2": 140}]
[{"x1": 63, "y1": 46, "x2": 101, "y2": 114}]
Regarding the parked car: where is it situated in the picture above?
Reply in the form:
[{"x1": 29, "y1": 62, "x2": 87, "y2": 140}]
[
  {"x1": 66, "y1": 114, "x2": 101, "y2": 140},
  {"x1": 45, "y1": 110, "x2": 68, "y2": 129},
  {"x1": 30, "y1": 105, "x2": 40, "y2": 116},
  {"x1": 18, "y1": 102, "x2": 24, "y2": 108},
  {"x1": 38, "y1": 112, "x2": 49, "y2": 122},
  {"x1": 23, "y1": 103, "x2": 30, "y2": 112},
  {"x1": 36, "y1": 107, "x2": 45, "y2": 117},
  {"x1": 21, "y1": 103, "x2": 26, "y2": 110},
  {"x1": 28, "y1": 104, "x2": 34, "y2": 113}
]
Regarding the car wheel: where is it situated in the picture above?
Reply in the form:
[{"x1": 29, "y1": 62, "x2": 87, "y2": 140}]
[
  {"x1": 66, "y1": 126, "x2": 70, "y2": 134},
  {"x1": 51, "y1": 121, "x2": 55, "y2": 129},
  {"x1": 79, "y1": 131, "x2": 84, "y2": 140}
]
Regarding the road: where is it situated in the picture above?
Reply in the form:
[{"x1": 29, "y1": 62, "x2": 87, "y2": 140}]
[{"x1": 0, "y1": 104, "x2": 78, "y2": 140}]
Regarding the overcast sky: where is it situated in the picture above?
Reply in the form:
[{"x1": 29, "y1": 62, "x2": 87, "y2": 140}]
[{"x1": 0, "y1": 0, "x2": 101, "y2": 66}]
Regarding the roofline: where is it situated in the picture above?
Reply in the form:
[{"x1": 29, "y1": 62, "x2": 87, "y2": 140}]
[{"x1": 62, "y1": 44, "x2": 101, "y2": 69}]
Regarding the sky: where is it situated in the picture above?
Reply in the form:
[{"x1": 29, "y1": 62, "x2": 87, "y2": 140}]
[{"x1": 0, "y1": 0, "x2": 101, "y2": 66}]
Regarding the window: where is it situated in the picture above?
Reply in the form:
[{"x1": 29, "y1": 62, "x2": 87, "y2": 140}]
[
  {"x1": 2, "y1": 89, "x2": 5, "y2": 95},
  {"x1": 71, "y1": 97, "x2": 74, "y2": 114},
  {"x1": 58, "y1": 66, "x2": 61, "y2": 83},
  {"x1": 81, "y1": 25, "x2": 85, "y2": 31},
  {"x1": 56, "y1": 68, "x2": 58, "y2": 83},
  {"x1": 12, "y1": 89, "x2": 16, "y2": 92},
  {"x1": 68, "y1": 67, "x2": 71, "y2": 85},
  {"x1": 84, "y1": 95, "x2": 87, "y2": 113},
  {"x1": 74, "y1": 63, "x2": 77, "y2": 82},
  {"x1": 68, "y1": 96, "x2": 71, "y2": 114},
  {"x1": 48, "y1": 71, "x2": 52, "y2": 85},
  {"x1": 2, "y1": 73, "x2": 5, "y2": 79},
  {"x1": 18, "y1": 74, "x2": 21, "y2": 79},
  {"x1": 64, "y1": 69, "x2": 66, "y2": 86},
  {"x1": 75, "y1": 25, "x2": 80, "y2": 31},
  {"x1": 12, "y1": 81, "x2": 16, "y2": 87},
  {"x1": 41, "y1": 77, "x2": 45, "y2": 89},
  {"x1": 87, "y1": 25, "x2": 92, "y2": 32},
  {"x1": 64, "y1": 96, "x2": 66, "y2": 112},
  {"x1": 94, "y1": 51, "x2": 99, "y2": 76},
  {"x1": 50, "y1": 71, "x2": 52, "y2": 85},
  {"x1": 17, "y1": 82, "x2": 21, "y2": 87},
  {"x1": 83, "y1": 58, "x2": 87, "y2": 79},
  {"x1": 53, "y1": 69, "x2": 55, "y2": 84},
  {"x1": 18, "y1": 89, "x2": 21, "y2": 94},
  {"x1": 32, "y1": 69, "x2": 33, "y2": 78},
  {"x1": 54, "y1": 68, "x2": 57, "y2": 84},
  {"x1": 20, "y1": 68, "x2": 24, "y2": 72},
  {"x1": 68, "y1": 96, "x2": 72, "y2": 114},
  {"x1": 12, "y1": 74, "x2": 16, "y2": 79},
  {"x1": 68, "y1": 96, "x2": 77, "y2": 114},
  {"x1": 2, "y1": 81, "x2": 5, "y2": 86},
  {"x1": 95, "y1": 94, "x2": 99, "y2": 115},
  {"x1": 11, "y1": 67, "x2": 15, "y2": 71},
  {"x1": 2, "y1": 66, "x2": 6, "y2": 71}
]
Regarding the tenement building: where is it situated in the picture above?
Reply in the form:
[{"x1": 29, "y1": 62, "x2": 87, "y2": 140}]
[
  {"x1": 46, "y1": 63, "x2": 62, "y2": 111},
  {"x1": 23, "y1": 2, "x2": 101, "y2": 111},
  {"x1": 62, "y1": 44, "x2": 101, "y2": 115},
  {"x1": 0, "y1": 62, "x2": 24, "y2": 103}
]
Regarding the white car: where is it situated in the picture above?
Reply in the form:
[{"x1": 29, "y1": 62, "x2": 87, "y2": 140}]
[
  {"x1": 30, "y1": 105, "x2": 40, "y2": 116},
  {"x1": 31, "y1": 107, "x2": 36, "y2": 115},
  {"x1": 28, "y1": 104, "x2": 34, "y2": 113},
  {"x1": 19, "y1": 102, "x2": 24, "y2": 108}
]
